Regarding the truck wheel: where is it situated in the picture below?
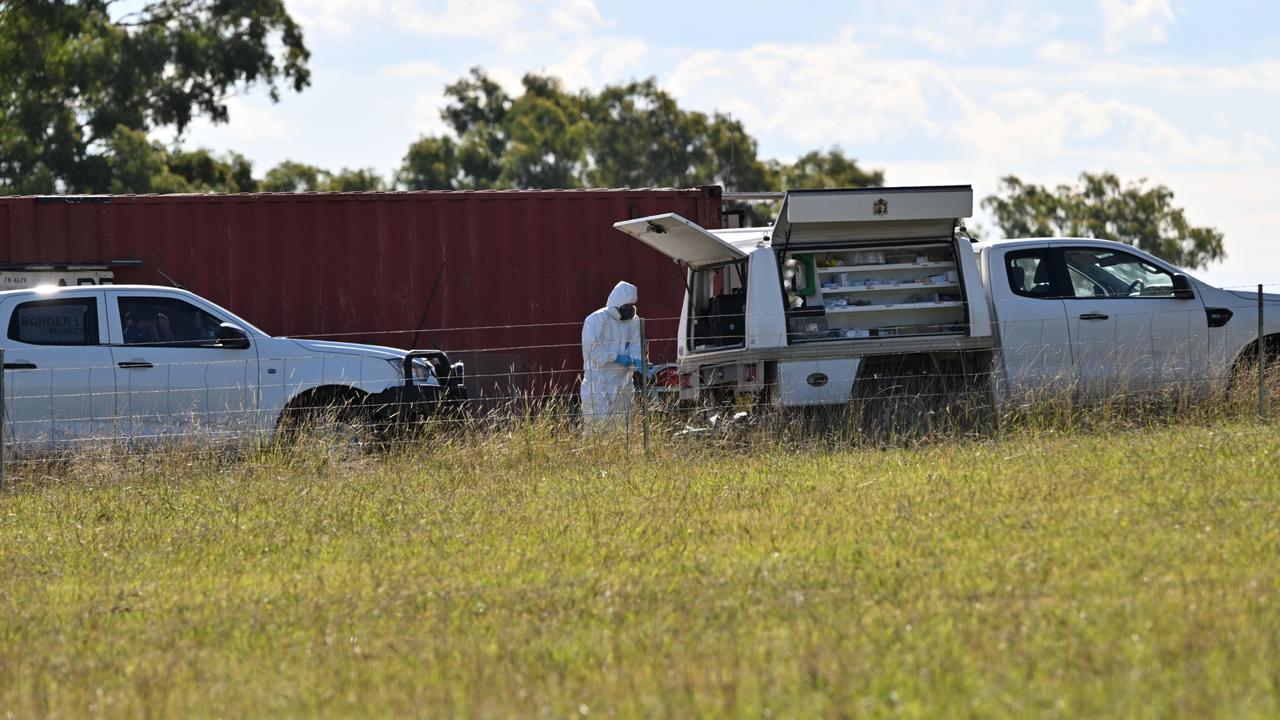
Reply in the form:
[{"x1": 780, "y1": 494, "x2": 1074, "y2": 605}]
[
  {"x1": 277, "y1": 387, "x2": 372, "y2": 447},
  {"x1": 1229, "y1": 335, "x2": 1280, "y2": 409}
]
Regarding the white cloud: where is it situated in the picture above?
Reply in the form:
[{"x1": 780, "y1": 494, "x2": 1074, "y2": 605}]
[
  {"x1": 380, "y1": 60, "x2": 450, "y2": 79},
  {"x1": 409, "y1": 91, "x2": 454, "y2": 137},
  {"x1": 390, "y1": 0, "x2": 524, "y2": 41},
  {"x1": 182, "y1": 97, "x2": 292, "y2": 144},
  {"x1": 1098, "y1": 0, "x2": 1175, "y2": 52},
  {"x1": 539, "y1": 38, "x2": 648, "y2": 90},
  {"x1": 548, "y1": 0, "x2": 610, "y2": 35},
  {"x1": 1036, "y1": 40, "x2": 1089, "y2": 64},
  {"x1": 287, "y1": 0, "x2": 383, "y2": 37},
  {"x1": 387, "y1": 0, "x2": 607, "y2": 51},
  {"x1": 666, "y1": 33, "x2": 943, "y2": 148},
  {"x1": 876, "y1": 4, "x2": 1057, "y2": 57}
]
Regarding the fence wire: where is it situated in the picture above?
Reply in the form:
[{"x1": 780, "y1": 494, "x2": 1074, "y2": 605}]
[{"x1": 0, "y1": 299, "x2": 1277, "y2": 479}]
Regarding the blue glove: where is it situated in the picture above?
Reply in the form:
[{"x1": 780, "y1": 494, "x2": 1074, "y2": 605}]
[{"x1": 615, "y1": 354, "x2": 633, "y2": 368}]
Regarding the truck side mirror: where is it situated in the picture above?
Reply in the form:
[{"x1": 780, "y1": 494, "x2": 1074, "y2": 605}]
[
  {"x1": 217, "y1": 323, "x2": 251, "y2": 349},
  {"x1": 1172, "y1": 273, "x2": 1195, "y2": 300}
]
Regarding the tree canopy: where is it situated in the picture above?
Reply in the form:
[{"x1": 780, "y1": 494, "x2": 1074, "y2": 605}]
[
  {"x1": 982, "y1": 173, "x2": 1225, "y2": 269},
  {"x1": 0, "y1": 0, "x2": 310, "y2": 194},
  {"x1": 398, "y1": 69, "x2": 879, "y2": 194}
]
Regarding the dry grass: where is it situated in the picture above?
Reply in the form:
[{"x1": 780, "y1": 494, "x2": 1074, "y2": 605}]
[{"x1": 1, "y1": 391, "x2": 1278, "y2": 718}]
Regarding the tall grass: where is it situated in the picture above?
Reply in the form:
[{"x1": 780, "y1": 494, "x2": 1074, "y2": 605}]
[{"x1": 1, "y1": 382, "x2": 1278, "y2": 717}]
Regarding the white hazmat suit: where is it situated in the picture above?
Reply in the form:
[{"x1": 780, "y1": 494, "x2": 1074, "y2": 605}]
[{"x1": 581, "y1": 281, "x2": 642, "y2": 431}]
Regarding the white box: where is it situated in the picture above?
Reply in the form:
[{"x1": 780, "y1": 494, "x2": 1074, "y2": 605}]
[{"x1": 776, "y1": 358, "x2": 860, "y2": 406}]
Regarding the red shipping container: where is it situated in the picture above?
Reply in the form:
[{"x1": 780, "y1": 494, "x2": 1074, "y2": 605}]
[{"x1": 0, "y1": 188, "x2": 722, "y2": 400}]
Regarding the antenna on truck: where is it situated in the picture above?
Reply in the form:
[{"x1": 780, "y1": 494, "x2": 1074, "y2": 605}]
[{"x1": 154, "y1": 267, "x2": 186, "y2": 290}]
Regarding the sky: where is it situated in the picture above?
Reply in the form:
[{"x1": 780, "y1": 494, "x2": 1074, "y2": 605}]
[{"x1": 180, "y1": 0, "x2": 1280, "y2": 290}]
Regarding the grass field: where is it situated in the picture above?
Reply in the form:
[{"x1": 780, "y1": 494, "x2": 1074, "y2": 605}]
[{"x1": 1, "y1": 416, "x2": 1278, "y2": 718}]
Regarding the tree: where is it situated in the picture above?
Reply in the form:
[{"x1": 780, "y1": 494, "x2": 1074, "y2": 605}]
[
  {"x1": 261, "y1": 161, "x2": 326, "y2": 192},
  {"x1": 983, "y1": 173, "x2": 1225, "y2": 269},
  {"x1": 261, "y1": 161, "x2": 386, "y2": 192},
  {"x1": 0, "y1": 0, "x2": 309, "y2": 194},
  {"x1": 500, "y1": 74, "x2": 589, "y2": 189},
  {"x1": 777, "y1": 147, "x2": 884, "y2": 190},
  {"x1": 101, "y1": 125, "x2": 254, "y2": 194},
  {"x1": 166, "y1": 148, "x2": 256, "y2": 193},
  {"x1": 585, "y1": 79, "x2": 719, "y2": 188},
  {"x1": 324, "y1": 168, "x2": 386, "y2": 192},
  {"x1": 398, "y1": 69, "x2": 799, "y2": 194},
  {"x1": 398, "y1": 136, "x2": 459, "y2": 190}
]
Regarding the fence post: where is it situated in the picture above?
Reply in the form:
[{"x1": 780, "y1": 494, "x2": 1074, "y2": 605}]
[
  {"x1": 639, "y1": 318, "x2": 650, "y2": 456},
  {"x1": 1, "y1": 346, "x2": 6, "y2": 492},
  {"x1": 1260, "y1": 285, "x2": 1267, "y2": 422}
]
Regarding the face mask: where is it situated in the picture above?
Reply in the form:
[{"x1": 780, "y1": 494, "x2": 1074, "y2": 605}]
[{"x1": 617, "y1": 306, "x2": 636, "y2": 320}]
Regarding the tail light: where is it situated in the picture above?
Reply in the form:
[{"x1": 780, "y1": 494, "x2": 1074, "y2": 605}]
[
  {"x1": 654, "y1": 367, "x2": 680, "y2": 388},
  {"x1": 680, "y1": 372, "x2": 694, "y2": 389},
  {"x1": 745, "y1": 364, "x2": 758, "y2": 382}
]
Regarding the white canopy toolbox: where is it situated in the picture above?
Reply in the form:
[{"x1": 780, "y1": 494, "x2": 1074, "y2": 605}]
[{"x1": 614, "y1": 186, "x2": 994, "y2": 407}]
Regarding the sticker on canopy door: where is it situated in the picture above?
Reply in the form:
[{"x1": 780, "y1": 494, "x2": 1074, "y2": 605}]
[{"x1": 0, "y1": 271, "x2": 114, "y2": 289}]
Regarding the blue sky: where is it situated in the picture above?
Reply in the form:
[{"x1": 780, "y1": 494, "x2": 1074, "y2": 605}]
[{"x1": 181, "y1": 0, "x2": 1280, "y2": 288}]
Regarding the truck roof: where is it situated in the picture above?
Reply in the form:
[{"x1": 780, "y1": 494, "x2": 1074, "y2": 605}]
[
  {"x1": 972, "y1": 237, "x2": 1144, "y2": 251},
  {"x1": 0, "y1": 284, "x2": 193, "y2": 298}
]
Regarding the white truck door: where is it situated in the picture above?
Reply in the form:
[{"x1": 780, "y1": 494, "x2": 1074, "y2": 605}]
[
  {"x1": 1, "y1": 291, "x2": 115, "y2": 450},
  {"x1": 612, "y1": 214, "x2": 747, "y2": 268},
  {"x1": 108, "y1": 292, "x2": 258, "y2": 440},
  {"x1": 1053, "y1": 244, "x2": 1208, "y2": 398},
  {"x1": 988, "y1": 245, "x2": 1073, "y2": 401}
]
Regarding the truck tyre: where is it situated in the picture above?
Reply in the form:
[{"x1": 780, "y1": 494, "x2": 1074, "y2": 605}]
[
  {"x1": 1229, "y1": 334, "x2": 1280, "y2": 405},
  {"x1": 277, "y1": 386, "x2": 372, "y2": 446}
]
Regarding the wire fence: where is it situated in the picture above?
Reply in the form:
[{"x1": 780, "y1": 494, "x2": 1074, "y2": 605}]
[{"x1": 0, "y1": 291, "x2": 1277, "y2": 486}]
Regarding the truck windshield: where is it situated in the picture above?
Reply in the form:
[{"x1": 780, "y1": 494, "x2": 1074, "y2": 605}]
[{"x1": 689, "y1": 261, "x2": 747, "y2": 351}]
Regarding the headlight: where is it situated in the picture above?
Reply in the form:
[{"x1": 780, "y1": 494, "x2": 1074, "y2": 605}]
[{"x1": 386, "y1": 357, "x2": 435, "y2": 381}]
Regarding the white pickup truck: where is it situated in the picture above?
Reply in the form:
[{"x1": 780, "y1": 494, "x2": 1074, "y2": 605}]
[
  {"x1": 0, "y1": 285, "x2": 465, "y2": 450},
  {"x1": 615, "y1": 186, "x2": 1279, "y2": 412}
]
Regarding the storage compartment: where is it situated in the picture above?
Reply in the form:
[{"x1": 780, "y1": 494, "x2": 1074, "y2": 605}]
[
  {"x1": 785, "y1": 241, "x2": 967, "y2": 343},
  {"x1": 776, "y1": 358, "x2": 860, "y2": 406},
  {"x1": 689, "y1": 261, "x2": 748, "y2": 351}
]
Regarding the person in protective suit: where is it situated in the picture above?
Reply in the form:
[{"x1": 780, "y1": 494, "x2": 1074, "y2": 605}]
[{"x1": 581, "y1": 281, "x2": 642, "y2": 431}]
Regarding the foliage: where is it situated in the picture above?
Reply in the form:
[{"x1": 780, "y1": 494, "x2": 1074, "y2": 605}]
[
  {"x1": 102, "y1": 125, "x2": 256, "y2": 193},
  {"x1": 398, "y1": 69, "x2": 881, "y2": 194},
  {"x1": 0, "y1": 0, "x2": 310, "y2": 194},
  {"x1": 261, "y1": 160, "x2": 387, "y2": 192},
  {"x1": 776, "y1": 147, "x2": 885, "y2": 189},
  {"x1": 260, "y1": 160, "x2": 326, "y2": 192},
  {"x1": 0, "y1": 421, "x2": 1277, "y2": 716},
  {"x1": 983, "y1": 172, "x2": 1225, "y2": 269}
]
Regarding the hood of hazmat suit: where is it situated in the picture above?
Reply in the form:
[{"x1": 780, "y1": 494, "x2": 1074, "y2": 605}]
[{"x1": 581, "y1": 281, "x2": 642, "y2": 431}]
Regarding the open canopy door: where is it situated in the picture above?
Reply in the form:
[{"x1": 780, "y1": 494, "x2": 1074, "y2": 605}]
[
  {"x1": 614, "y1": 213, "x2": 747, "y2": 269},
  {"x1": 772, "y1": 185, "x2": 973, "y2": 246}
]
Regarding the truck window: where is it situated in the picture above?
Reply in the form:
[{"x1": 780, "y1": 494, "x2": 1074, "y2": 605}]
[
  {"x1": 689, "y1": 262, "x2": 747, "y2": 351},
  {"x1": 1061, "y1": 248, "x2": 1175, "y2": 298},
  {"x1": 119, "y1": 296, "x2": 226, "y2": 346},
  {"x1": 7, "y1": 298, "x2": 100, "y2": 345},
  {"x1": 1006, "y1": 249, "x2": 1065, "y2": 299}
]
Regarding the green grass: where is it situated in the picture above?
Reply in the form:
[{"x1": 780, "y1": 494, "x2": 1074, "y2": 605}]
[{"x1": 1, "y1": 420, "x2": 1278, "y2": 718}]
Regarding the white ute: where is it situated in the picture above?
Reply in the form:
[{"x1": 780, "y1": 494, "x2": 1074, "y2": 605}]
[
  {"x1": 615, "y1": 185, "x2": 1279, "y2": 413},
  {"x1": 0, "y1": 285, "x2": 465, "y2": 451}
]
